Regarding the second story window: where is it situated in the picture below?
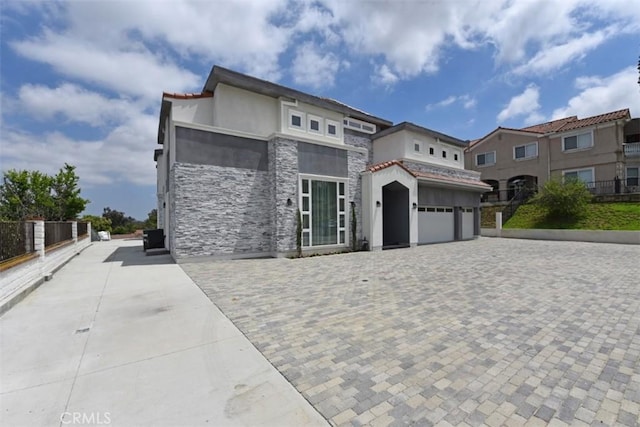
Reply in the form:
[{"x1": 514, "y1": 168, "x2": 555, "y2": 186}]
[
  {"x1": 476, "y1": 151, "x2": 495, "y2": 166},
  {"x1": 563, "y1": 132, "x2": 592, "y2": 151},
  {"x1": 429, "y1": 147, "x2": 434, "y2": 155},
  {"x1": 514, "y1": 142, "x2": 537, "y2": 160},
  {"x1": 442, "y1": 150, "x2": 447, "y2": 158}
]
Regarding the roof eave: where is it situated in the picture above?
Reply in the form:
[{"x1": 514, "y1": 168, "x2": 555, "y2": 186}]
[
  {"x1": 157, "y1": 98, "x2": 172, "y2": 145},
  {"x1": 203, "y1": 65, "x2": 392, "y2": 128}
]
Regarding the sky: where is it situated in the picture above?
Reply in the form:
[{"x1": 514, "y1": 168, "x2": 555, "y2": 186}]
[{"x1": 1, "y1": 0, "x2": 639, "y2": 220}]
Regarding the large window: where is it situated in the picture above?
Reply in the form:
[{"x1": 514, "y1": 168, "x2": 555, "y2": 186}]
[
  {"x1": 563, "y1": 132, "x2": 592, "y2": 151},
  {"x1": 563, "y1": 168, "x2": 594, "y2": 185},
  {"x1": 300, "y1": 178, "x2": 347, "y2": 247},
  {"x1": 627, "y1": 167, "x2": 639, "y2": 186},
  {"x1": 476, "y1": 151, "x2": 496, "y2": 166},
  {"x1": 514, "y1": 142, "x2": 537, "y2": 160}
]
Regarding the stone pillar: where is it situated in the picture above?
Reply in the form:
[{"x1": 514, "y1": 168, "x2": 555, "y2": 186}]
[
  {"x1": 496, "y1": 212, "x2": 502, "y2": 237},
  {"x1": 72, "y1": 221, "x2": 78, "y2": 244},
  {"x1": 31, "y1": 220, "x2": 45, "y2": 260},
  {"x1": 87, "y1": 222, "x2": 92, "y2": 239},
  {"x1": 474, "y1": 207, "x2": 481, "y2": 236}
]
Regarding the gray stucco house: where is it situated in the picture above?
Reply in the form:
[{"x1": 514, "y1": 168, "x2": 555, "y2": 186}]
[{"x1": 155, "y1": 66, "x2": 491, "y2": 260}]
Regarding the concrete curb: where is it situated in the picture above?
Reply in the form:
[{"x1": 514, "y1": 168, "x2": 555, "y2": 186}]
[{"x1": 480, "y1": 228, "x2": 640, "y2": 244}]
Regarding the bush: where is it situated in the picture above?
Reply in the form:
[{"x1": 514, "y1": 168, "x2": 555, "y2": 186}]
[{"x1": 533, "y1": 178, "x2": 592, "y2": 219}]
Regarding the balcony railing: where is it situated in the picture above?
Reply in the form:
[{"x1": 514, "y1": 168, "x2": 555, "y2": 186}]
[
  {"x1": 623, "y1": 143, "x2": 640, "y2": 156},
  {"x1": 584, "y1": 179, "x2": 639, "y2": 195}
]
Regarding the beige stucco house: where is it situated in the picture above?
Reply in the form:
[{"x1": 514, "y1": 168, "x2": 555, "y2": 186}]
[{"x1": 464, "y1": 109, "x2": 640, "y2": 201}]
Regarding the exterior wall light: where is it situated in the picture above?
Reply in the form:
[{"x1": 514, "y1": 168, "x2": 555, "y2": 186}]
[
  {"x1": 412, "y1": 203, "x2": 418, "y2": 209},
  {"x1": 376, "y1": 201, "x2": 381, "y2": 207}
]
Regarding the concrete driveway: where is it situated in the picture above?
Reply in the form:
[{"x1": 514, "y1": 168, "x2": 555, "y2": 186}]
[{"x1": 182, "y1": 238, "x2": 640, "y2": 427}]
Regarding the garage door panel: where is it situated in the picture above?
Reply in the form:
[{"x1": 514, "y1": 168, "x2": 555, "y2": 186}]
[{"x1": 418, "y1": 207, "x2": 454, "y2": 244}]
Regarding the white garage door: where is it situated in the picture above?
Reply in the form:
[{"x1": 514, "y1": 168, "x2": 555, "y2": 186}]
[
  {"x1": 462, "y1": 208, "x2": 475, "y2": 240},
  {"x1": 418, "y1": 207, "x2": 454, "y2": 244}
]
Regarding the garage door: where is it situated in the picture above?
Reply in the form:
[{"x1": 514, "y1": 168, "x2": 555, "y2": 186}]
[
  {"x1": 462, "y1": 208, "x2": 474, "y2": 240},
  {"x1": 418, "y1": 207, "x2": 454, "y2": 244}
]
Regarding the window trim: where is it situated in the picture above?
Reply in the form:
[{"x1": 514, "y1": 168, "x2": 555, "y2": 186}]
[
  {"x1": 562, "y1": 167, "x2": 595, "y2": 187},
  {"x1": 298, "y1": 174, "x2": 349, "y2": 249},
  {"x1": 626, "y1": 166, "x2": 639, "y2": 186},
  {"x1": 343, "y1": 117, "x2": 377, "y2": 134},
  {"x1": 288, "y1": 110, "x2": 305, "y2": 131},
  {"x1": 476, "y1": 151, "x2": 496, "y2": 167},
  {"x1": 562, "y1": 131, "x2": 593, "y2": 152},
  {"x1": 513, "y1": 141, "x2": 538, "y2": 160},
  {"x1": 326, "y1": 119, "x2": 340, "y2": 138},
  {"x1": 307, "y1": 114, "x2": 323, "y2": 135}
]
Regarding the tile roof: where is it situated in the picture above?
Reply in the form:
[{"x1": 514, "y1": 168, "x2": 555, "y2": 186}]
[
  {"x1": 520, "y1": 116, "x2": 578, "y2": 133},
  {"x1": 554, "y1": 109, "x2": 630, "y2": 132},
  {"x1": 366, "y1": 160, "x2": 491, "y2": 189},
  {"x1": 469, "y1": 108, "x2": 631, "y2": 150},
  {"x1": 163, "y1": 91, "x2": 213, "y2": 99}
]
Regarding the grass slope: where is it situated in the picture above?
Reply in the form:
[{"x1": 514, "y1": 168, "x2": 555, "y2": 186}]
[{"x1": 504, "y1": 202, "x2": 640, "y2": 230}]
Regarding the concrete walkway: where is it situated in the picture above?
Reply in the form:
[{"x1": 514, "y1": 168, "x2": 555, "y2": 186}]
[{"x1": 0, "y1": 240, "x2": 327, "y2": 427}]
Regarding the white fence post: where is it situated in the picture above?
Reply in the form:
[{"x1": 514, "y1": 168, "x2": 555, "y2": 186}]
[
  {"x1": 72, "y1": 221, "x2": 78, "y2": 244},
  {"x1": 495, "y1": 212, "x2": 502, "y2": 237}
]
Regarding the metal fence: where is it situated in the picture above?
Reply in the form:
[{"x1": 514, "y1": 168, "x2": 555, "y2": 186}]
[
  {"x1": 0, "y1": 221, "x2": 35, "y2": 262},
  {"x1": 44, "y1": 222, "x2": 73, "y2": 248},
  {"x1": 77, "y1": 222, "x2": 88, "y2": 236}
]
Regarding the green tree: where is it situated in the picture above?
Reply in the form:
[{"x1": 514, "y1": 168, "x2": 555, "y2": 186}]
[
  {"x1": 144, "y1": 208, "x2": 157, "y2": 229},
  {"x1": 0, "y1": 169, "x2": 53, "y2": 220},
  {"x1": 0, "y1": 165, "x2": 88, "y2": 221},
  {"x1": 50, "y1": 164, "x2": 89, "y2": 220},
  {"x1": 533, "y1": 178, "x2": 592, "y2": 219},
  {"x1": 80, "y1": 214, "x2": 112, "y2": 232}
]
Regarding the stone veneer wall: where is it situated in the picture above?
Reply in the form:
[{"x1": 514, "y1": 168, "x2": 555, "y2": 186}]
[
  {"x1": 344, "y1": 130, "x2": 373, "y2": 165},
  {"x1": 169, "y1": 167, "x2": 177, "y2": 255},
  {"x1": 402, "y1": 160, "x2": 483, "y2": 182},
  {"x1": 344, "y1": 130, "x2": 373, "y2": 247},
  {"x1": 269, "y1": 138, "x2": 299, "y2": 253},
  {"x1": 171, "y1": 162, "x2": 271, "y2": 259}
]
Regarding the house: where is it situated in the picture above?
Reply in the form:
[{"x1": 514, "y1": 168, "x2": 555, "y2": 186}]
[
  {"x1": 155, "y1": 65, "x2": 490, "y2": 260},
  {"x1": 465, "y1": 109, "x2": 640, "y2": 201}
]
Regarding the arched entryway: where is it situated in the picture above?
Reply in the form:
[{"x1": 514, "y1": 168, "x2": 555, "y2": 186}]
[
  {"x1": 382, "y1": 181, "x2": 410, "y2": 249},
  {"x1": 507, "y1": 175, "x2": 537, "y2": 200},
  {"x1": 482, "y1": 179, "x2": 500, "y2": 202}
]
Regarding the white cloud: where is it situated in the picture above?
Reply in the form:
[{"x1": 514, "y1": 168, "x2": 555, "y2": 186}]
[
  {"x1": 2, "y1": 115, "x2": 157, "y2": 187},
  {"x1": 372, "y1": 64, "x2": 399, "y2": 86},
  {"x1": 552, "y1": 67, "x2": 640, "y2": 119},
  {"x1": 426, "y1": 94, "x2": 476, "y2": 111},
  {"x1": 497, "y1": 85, "x2": 541, "y2": 123},
  {"x1": 511, "y1": 27, "x2": 613, "y2": 76},
  {"x1": 292, "y1": 43, "x2": 340, "y2": 89},
  {"x1": 16, "y1": 83, "x2": 142, "y2": 126},
  {"x1": 12, "y1": 31, "x2": 200, "y2": 101}
]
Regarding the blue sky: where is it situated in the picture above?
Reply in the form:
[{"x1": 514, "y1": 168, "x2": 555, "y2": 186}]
[{"x1": 1, "y1": 0, "x2": 639, "y2": 220}]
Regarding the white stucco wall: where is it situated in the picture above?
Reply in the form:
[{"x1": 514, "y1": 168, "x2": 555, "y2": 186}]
[
  {"x1": 171, "y1": 98, "x2": 214, "y2": 126},
  {"x1": 362, "y1": 166, "x2": 418, "y2": 250},
  {"x1": 212, "y1": 83, "x2": 279, "y2": 136},
  {"x1": 279, "y1": 100, "x2": 345, "y2": 145},
  {"x1": 374, "y1": 129, "x2": 465, "y2": 169}
]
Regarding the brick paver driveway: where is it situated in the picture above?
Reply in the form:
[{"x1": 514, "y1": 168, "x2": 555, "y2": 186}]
[{"x1": 182, "y1": 238, "x2": 640, "y2": 426}]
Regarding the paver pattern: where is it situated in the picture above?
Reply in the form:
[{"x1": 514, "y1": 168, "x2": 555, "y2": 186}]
[{"x1": 182, "y1": 238, "x2": 640, "y2": 426}]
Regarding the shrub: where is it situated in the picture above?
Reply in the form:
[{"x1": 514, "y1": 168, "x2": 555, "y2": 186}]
[{"x1": 533, "y1": 178, "x2": 592, "y2": 219}]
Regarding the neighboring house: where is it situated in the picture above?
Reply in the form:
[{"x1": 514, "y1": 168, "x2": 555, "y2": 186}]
[
  {"x1": 465, "y1": 109, "x2": 640, "y2": 201},
  {"x1": 155, "y1": 65, "x2": 490, "y2": 260}
]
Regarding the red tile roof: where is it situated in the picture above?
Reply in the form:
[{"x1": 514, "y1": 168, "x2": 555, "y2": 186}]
[
  {"x1": 521, "y1": 116, "x2": 578, "y2": 133},
  {"x1": 554, "y1": 109, "x2": 630, "y2": 132},
  {"x1": 469, "y1": 108, "x2": 631, "y2": 150},
  {"x1": 163, "y1": 91, "x2": 213, "y2": 99},
  {"x1": 366, "y1": 160, "x2": 491, "y2": 189}
]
